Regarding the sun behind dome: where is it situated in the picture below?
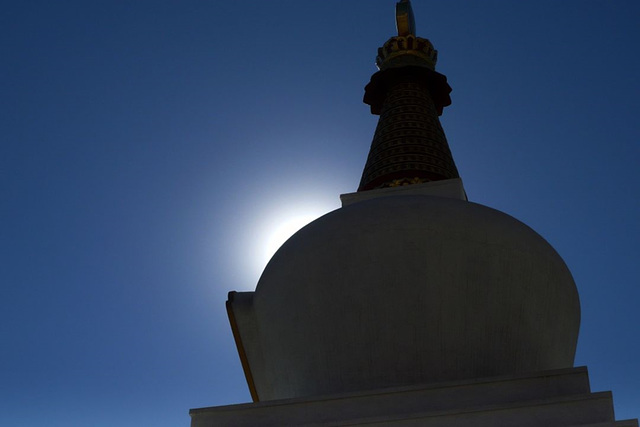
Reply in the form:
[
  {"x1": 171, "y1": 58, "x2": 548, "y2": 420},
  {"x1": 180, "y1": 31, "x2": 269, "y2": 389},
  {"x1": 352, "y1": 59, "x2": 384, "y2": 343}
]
[{"x1": 243, "y1": 191, "x2": 580, "y2": 400}]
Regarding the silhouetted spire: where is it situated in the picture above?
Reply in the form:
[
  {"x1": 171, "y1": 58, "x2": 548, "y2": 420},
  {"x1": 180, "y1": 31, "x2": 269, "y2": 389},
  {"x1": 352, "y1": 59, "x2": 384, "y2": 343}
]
[{"x1": 358, "y1": 0, "x2": 459, "y2": 191}]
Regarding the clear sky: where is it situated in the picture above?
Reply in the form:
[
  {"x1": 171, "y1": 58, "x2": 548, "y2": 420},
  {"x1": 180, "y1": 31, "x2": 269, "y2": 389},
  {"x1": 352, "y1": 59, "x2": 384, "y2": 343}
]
[{"x1": 1, "y1": 1, "x2": 639, "y2": 426}]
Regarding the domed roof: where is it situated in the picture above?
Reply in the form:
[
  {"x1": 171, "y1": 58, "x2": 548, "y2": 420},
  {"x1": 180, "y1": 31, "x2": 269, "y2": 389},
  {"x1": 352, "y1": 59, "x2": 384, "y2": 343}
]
[{"x1": 239, "y1": 194, "x2": 580, "y2": 401}]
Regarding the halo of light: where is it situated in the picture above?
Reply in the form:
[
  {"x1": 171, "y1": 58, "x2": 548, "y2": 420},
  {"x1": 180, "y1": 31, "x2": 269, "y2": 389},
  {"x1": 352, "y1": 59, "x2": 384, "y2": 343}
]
[
  {"x1": 264, "y1": 213, "x2": 319, "y2": 261},
  {"x1": 251, "y1": 194, "x2": 338, "y2": 280}
]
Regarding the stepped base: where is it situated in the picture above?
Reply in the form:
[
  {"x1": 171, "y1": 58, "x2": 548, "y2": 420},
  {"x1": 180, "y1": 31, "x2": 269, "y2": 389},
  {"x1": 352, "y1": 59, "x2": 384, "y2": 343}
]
[{"x1": 189, "y1": 367, "x2": 637, "y2": 426}]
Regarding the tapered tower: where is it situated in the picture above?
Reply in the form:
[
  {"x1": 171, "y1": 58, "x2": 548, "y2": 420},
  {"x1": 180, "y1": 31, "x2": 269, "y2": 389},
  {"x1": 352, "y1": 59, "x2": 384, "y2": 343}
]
[{"x1": 359, "y1": 0, "x2": 458, "y2": 190}]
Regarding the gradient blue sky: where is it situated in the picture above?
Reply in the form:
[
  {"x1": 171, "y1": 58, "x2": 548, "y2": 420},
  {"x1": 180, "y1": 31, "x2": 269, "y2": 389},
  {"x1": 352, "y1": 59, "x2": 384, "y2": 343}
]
[{"x1": 2, "y1": 1, "x2": 639, "y2": 426}]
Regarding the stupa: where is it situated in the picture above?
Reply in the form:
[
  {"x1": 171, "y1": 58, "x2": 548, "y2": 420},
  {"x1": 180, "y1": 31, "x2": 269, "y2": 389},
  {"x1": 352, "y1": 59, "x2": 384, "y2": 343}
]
[{"x1": 190, "y1": 2, "x2": 638, "y2": 426}]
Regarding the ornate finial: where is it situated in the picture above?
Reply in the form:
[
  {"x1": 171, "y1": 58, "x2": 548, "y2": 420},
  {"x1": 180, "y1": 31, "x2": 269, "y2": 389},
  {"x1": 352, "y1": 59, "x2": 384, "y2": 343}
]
[
  {"x1": 396, "y1": 0, "x2": 416, "y2": 36},
  {"x1": 375, "y1": 0, "x2": 437, "y2": 71}
]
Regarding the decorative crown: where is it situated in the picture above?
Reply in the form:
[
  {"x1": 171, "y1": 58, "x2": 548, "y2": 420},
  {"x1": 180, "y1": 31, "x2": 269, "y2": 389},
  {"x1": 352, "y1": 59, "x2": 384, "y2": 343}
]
[
  {"x1": 375, "y1": 1, "x2": 438, "y2": 70},
  {"x1": 375, "y1": 35, "x2": 438, "y2": 71}
]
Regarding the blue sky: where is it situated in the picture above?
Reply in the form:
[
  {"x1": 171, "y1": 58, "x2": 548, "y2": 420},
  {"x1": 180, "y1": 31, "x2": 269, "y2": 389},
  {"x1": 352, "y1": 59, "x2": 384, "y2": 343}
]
[{"x1": 1, "y1": 1, "x2": 639, "y2": 425}]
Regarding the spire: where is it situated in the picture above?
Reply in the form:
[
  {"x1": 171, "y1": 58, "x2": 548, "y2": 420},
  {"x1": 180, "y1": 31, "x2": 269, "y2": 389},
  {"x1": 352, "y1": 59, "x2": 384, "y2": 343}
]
[{"x1": 358, "y1": 1, "x2": 459, "y2": 192}]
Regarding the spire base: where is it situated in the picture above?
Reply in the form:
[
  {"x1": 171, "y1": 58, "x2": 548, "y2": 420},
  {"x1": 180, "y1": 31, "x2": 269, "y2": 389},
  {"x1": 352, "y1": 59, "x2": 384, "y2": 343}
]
[{"x1": 364, "y1": 67, "x2": 452, "y2": 116}]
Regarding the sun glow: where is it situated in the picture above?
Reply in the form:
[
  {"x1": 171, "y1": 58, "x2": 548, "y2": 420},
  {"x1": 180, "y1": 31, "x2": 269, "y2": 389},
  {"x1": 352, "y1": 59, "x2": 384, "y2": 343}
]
[
  {"x1": 249, "y1": 195, "x2": 338, "y2": 279},
  {"x1": 265, "y1": 214, "x2": 319, "y2": 261},
  {"x1": 223, "y1": 177, "x2": 343, "y2": 287}
]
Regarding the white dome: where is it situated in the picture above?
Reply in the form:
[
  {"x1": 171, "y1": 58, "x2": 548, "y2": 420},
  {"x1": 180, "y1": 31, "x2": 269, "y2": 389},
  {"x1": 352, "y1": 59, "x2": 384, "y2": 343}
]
[{"x1": 244, "y1": 195, "x2": 580, "y2": 401}]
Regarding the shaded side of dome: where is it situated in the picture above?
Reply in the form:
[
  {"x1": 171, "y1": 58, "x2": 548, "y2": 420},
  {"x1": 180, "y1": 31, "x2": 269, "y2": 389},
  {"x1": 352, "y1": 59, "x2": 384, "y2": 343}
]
[{"x1": 231, "y1": 196, "x2": 580, "y2": 401}]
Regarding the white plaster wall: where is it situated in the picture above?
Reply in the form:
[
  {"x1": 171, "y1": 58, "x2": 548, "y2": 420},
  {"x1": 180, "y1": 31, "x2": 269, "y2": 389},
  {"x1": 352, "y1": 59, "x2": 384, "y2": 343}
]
[{"x1": 245, "y1": 195, "x2": 580, "y2": 401}]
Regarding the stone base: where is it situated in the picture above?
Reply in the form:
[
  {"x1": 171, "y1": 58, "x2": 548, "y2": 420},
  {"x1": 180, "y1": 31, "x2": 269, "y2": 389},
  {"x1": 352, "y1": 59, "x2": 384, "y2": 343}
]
[{"x1": 189, "y1": 367, "x2": 637, "y2": 426}]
